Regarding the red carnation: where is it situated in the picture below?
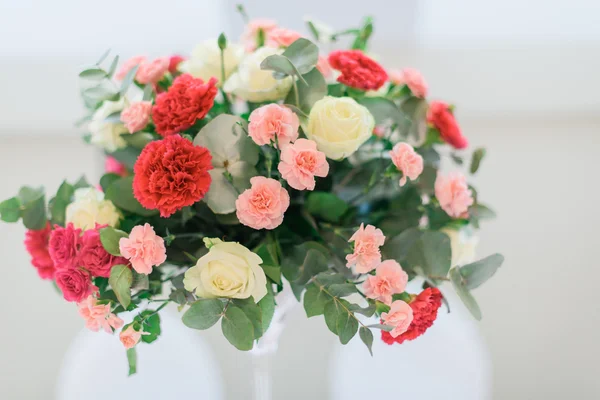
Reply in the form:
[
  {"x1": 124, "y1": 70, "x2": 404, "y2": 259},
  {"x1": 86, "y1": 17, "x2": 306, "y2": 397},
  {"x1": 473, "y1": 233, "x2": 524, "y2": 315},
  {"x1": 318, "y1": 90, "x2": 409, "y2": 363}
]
[
  {"x1": 48, "y1": 223, "x2": 82, "y2": 270},
  {"x1": 152, "y1": 74, "x2": 218, "y2": 137},
  {"x1": 55, "y1": 267, "x2": 94, "y2": 303},
  {"x1": 133, "y1": 135, "x2": 213, "y2": 218},
  {"x1": 328, "y1": 50, "x2": 388, "y2": 91},
  {"x1": 427, "y1": 101, "x2": 468, "y2": 149},
  {"x1": 24, "y1": 222, "x2": 55, "y2": 280},
  {"x1": 168, "y1": 55, "x2": 185, "y2": 74},
  {"x1": 79, "y1": 227, "x2": 128, "y2": 278},
  {"x1": 381, "y1": 287, "x2": 443, "y2": 345}
]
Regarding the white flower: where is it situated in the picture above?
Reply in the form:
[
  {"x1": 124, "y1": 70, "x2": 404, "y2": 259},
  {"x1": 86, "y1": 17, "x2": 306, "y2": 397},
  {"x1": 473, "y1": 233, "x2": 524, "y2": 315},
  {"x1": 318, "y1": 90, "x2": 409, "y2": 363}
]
[
  {"x1": 223, "y1": 47, "x2": 292, "y2": 103},
  {"x1": 178, "y1": 39, "x2": 244, "y2": 85},
  {"x1": 66, "y1": 187, "x2": 121, "y2": 231},
  {"x1": 183, "y1": 239, "x2": 267, "y2": 302},
  {"x1": 306, "y1": 96, "x2": 375, "y2": 160},
  {"x1": 88, "y1": 98, "x2": 128, "y2": 152},
  {"x1": 441, "y1": 227, "x2": 478, "y2": 267}
]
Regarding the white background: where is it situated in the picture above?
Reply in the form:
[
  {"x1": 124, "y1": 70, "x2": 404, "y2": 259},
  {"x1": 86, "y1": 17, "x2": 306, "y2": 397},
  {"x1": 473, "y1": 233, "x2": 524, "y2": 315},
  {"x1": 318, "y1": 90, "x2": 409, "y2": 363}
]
[{"x1": 1, "y1": 0, "x2": 599, "y2": 399}]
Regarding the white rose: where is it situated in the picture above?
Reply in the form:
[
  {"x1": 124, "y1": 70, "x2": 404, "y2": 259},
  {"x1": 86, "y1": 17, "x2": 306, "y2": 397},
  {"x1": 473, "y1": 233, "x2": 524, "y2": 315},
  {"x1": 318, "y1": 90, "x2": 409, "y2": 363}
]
[
  {"x1": 178, "y1": 39, "x2": 244, "y2": 85},
  {"x1": 88, "y1": 98, "x2": 129, "y2": 152},
  {"x1": 441, "y1": 227, "x2": 478, "y2": 267},
  {"x1": 223, "y1": 47, "x2": 292, "y2": 103},
  {"x1": 65, "y1": 187, "x2": 121, "y2": 231},
  {"x1": 183, "y1": 239, "x2": 267, "y2": 302},
  {"x1": 306, "y1": 96, "x2": 375, "y2": 160}
]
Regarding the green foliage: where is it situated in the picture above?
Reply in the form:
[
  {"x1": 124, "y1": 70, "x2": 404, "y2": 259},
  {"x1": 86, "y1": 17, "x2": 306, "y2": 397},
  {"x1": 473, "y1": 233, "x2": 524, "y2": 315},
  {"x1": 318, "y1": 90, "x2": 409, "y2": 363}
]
[
  {"x1": 18, "y1": 186, "x2": 47, "y2": 230},
  {"x1": 351, "y1": 16, "x2": 374, "y2": 50},
  {"x1": 50, "y1": 181, "x2": 74, "y2": 226},
  {"x1": 182, "y1": 299, "x2": 225, "y2": 330},
  {"x1": 449, "y1": 267, "x2": 482, "y2": 320},
  {"x1": 104, "y1": 176, "x2": 158, "y2": 216},
  {"x1": 382, "y1": 227, "x2": 423, "y2": 264},
  {"x1": 358, "y1": 97, "x2": 404, "y2": 127},
  {"x1": 109, "y1": 265, "x2": 133, "y2": 309},
  {"x1": 99, "y1": 173, "x2": 121, "y2": 193},
  {"x1": 222, "y1": 305, "x2": 255, "y2": 351},
  {"x1": 259, "y1": 285, "x2": 276, "y2": 333},
  {"x1": 99, "y1": 226, "x2": 128, "y2": 256},
  {"x1": 470, "y1": 148, "x2": 486, "y2": 174},
  {"x1": 305, "y1": 192, "x2": 348, "y2": 223},
  {"x1": 126, "y1": 347, "x2": 137, "y2": 376},
  {"x1": 282, "y1": 242, "x2": 329, "y2": 285},
  {"x1": 400, "y1": 97, "x2": 428, "y2": 141},
  {"x1": 405, "y1": 231, "x2": 452, "y2": 282},
  {"x1": 261, "y1": 38, "x2": 319, "y2": 81},
  {"x1": 0, "y1": 197, "x2": 21, "y2": 223},
  {"x1": 359, "y1": 326, "x2": 374, "y2": 356},
  {"x1": 255, "y1": 239, "x2": 282, "y2": 284},
  {"x1": 79, "y1": 68, "x2": 107, "y2": 81},
  {"x1": 284, "y1": 68, "x2": 327, "y2": 113},
  {"x1": 136, "y1": 310, "x2": 161, "y2": 343},
  {"x1": 233, "y1": 298, "x2": 263, "y2": 339},
  {"x1": 458, "y1": 254, "x2": 504, "y2": 289},
  {"x1": 119, "y1": 65, "x2": 139, "y2": 96}
]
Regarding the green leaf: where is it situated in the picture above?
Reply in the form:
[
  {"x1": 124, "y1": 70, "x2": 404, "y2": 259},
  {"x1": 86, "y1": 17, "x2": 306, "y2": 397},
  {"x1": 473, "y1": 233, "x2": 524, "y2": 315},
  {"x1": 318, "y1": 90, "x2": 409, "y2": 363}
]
[
  {"x1": 358, "y1": 97, "x2": 405, "y2": 126},
  {"x1": 79, "y1": 68, "x2": 107, "y2": 80},
  {"x1": 122, "y1": 132, "x2": 154, "y2": 149},
  {"x1": 281, "y1": 38, "x2": 319, "y2": 75},
  {"x1": 337, "y1": 305, "x2": 359, "y2": 344},
  {"x1": 0, "y1": 197, "x2": 21, "y2": 223},
  {"x1": 459, "y1": 254, "x2": 504, "y2": 290},
  {"x1": 284, "y1": 68, "x2": 326, "y2": 113},
  {"x1": 305, "y1": 192, "x2": 348, "y2": 223},
  {"x1": 401, "y1": 97, "x2": 428, "y2": 141},
  {"x1": 107, "y1": 55, "x2": 119, "y2": 78},
  {"x1": 303, "y1": 283, "x2": 329, "y2": 317},
  {"x1": 449, "y1": 267, "x2": 482, "y2": 320},
  {"x1": 259, "y1": 285, "x2": 276, "y2": 333},
  {"x1": 222, "y1": 306, "x2": 255, "y2": 351},
  {"x1": 82, "y1": 85, "x2": 119, "y2": 102},
  {"x1": 50, "y1": 181, "x2": 74, "y2": 226},
  {"x1": 126, "y1": 347, "x2": 137, "y2": 376},
  {"x1": 73, "y1": 176, "x2": 91, "y2": 190},
  {"x1": 182, "y1": 299, "x2": 225, "y2": 330},
  {"x1": 470, "y1": 148, "x2": 486, "y2": 174},
  {"x1": 382, "y1": 227, "x2": 423, "y2": 264},
  {"x1": 99, "y1": 226, "x2": 128, "y2": 256},
  {"x1": 405, "y1": 231, "x2": 451, "y2": 281},
  {"x1": 104, "y1": 176, "x2": 158, "y2": 216},
  {"x1": 109, "y1": 265, "x2": 132, "y2": 309},
  {"x1": 327, "y1": 283, "x2": 358, "y2": 298},
  {"x1": 120, "y1": 65, "x2": 139, "y2": 96},
  {"x1": 469, "y1": 203, "x2": 496, "y2": 220},
  {"x1": 18, "y1": 186, "x2": 46, "y2": 230},
  {"x1": 137, "y1": 310, "x2": 161, "y2": 344},
  {"x1": 359, "y1": 327, "x2": 374, "y2": 356},
  {"x1": 233, "y1": 298, "x2": 263, "y2": 339},
  {"x1": 347, "y1": 302, "x2": 376, "y2": 317},
  {"x1": 367, "y1": 323, "x2": 394, "y2": 332},
  {"x1": 255, "y1": 242, "x2": 281, "y2": 284},
  {"x1": 260, "y1": 55, "x2": 307, "y2": 84},
  {"x1": 324, "y1": 300, "x2": 341, "y2": 335},
  {"x1": 95, "y1": 49, "x2": 111, "y2": 66},
  {"x1": 142, "y1": 84, "x2": 154, "y2": 101},
  {"x1": 99, "y1": 173, "x2": 121, "y2": 193},
  {"x1": 282, "y1": 243, "x2": 329, "y2": 285}
]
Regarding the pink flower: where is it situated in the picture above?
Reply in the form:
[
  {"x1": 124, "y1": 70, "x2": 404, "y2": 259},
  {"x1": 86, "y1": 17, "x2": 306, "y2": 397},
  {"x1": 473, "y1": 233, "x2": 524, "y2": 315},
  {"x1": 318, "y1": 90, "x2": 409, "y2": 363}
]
[
  {"x1": 168, "y1": 55, "x2": 185, "y2": 73},
  {"x1": 120, "y1": 325, "x2": 145, "y2": 349},
  {"x1": 389, "y1": 68, "x2": 428, "y2": 98},
  {"x1": 389, "y1": 142, "x2": 424, "y2": 186},
  {"x1": 121, "y1": 101, "x2": 152, "y2": 133},
  {"x1": 435, "y1": 172, "x2": 474, "y2": 218},
  {"x1": 24, "y1": 223, "x2": 55, "y2": 280},
  {"x1": 363, "y1": 260, "x2": 409, "y2": 305},
  {"x1": 48, "y1": 223, "x2": 82, "y2": 270},
  {"x1": 382, "y1": 300, "x2": 414, "y2": 338},
  {"x1": 116, "y1": 56, "x2": 146, "y2": 80},
  {"x1": 373, "y1": 125, "x2": 386, "y2": 138},
  {"x1": 267, "y1": 27, "x2": 302, "y2": 47},
  {"x1": 242, "y1": 19, "x2": 278, "y2": 51},
  {"x1": 278, "y1": 139, "x2": 329, "y2": 191},
  {"x1": 78, "y1": 295, "x2": 124, "y2": 333},
  {"x1": 248, "y1": 104, "x2": 300, "y2": 147},
  {"x1": 236, "y1": 177, "x2": 290, "y2": 230},
  {"x1": 79, "y1": 227, "x2": 128, "y2": 278},
  {"x1": 119, "y1": 223, "x2": 167, "y2": 275},
  {"x1": 316, "y1": 55, "x2": 333, "y2": 80},
  {"x1": 55, "y1": 267, "x2": 94, "y2": 303},
  {"x1": 136, "y1": 58, "x2": 169, "y2": 84},
  {"x1": 346, "y1": 224, "x2": 386, "y2": 273},
  {"x1": 105, "y1": 156, "x2": 127, "y2": 176}
]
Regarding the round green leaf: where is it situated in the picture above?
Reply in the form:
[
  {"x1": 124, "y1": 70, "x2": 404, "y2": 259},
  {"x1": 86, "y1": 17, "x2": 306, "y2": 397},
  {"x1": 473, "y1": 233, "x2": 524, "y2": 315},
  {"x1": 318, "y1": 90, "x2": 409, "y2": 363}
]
[
  {"x1": 182, "y1": 299, "x2": 224, "y2": 330},
  {"x1": 449, "y1": 267, "x2": 482, "y2": 320},
  {"x1": 221, "y1": 306, "x2": 255, "y2": 351},
  {"x1": 109, "y1": 265, "x2": 133, "y2": 309},
  {"x1": 99, "y1": 226, "x2": 129, "y2": 256}
]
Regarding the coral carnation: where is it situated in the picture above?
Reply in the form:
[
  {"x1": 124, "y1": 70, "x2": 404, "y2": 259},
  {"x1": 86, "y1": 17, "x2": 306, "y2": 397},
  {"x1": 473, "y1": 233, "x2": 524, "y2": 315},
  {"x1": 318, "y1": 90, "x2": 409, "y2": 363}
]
[
  {"x1": 435, "y1": 172, "x2": 474, "y2": 218},
  {"x1": 24, "y1": 223, "x2": 55, "y2": 280},
  {"x1": 152, "y1": 74, "x2": 218, "y2": 137},
  {"x1": 119, "y1": 223, "x2": 166, "y2": 275},
  {"x1": 248, "y1": 104, "x2": 299, "y2": 147},
  {"x1": 236, "y1": 177, "x2": 290, "y2": 230},
  {"x1": 363, "y1": 260, "x2": 408, "y2": 305},
  {"x1": 328, "y1": 50, "x2": 388, "y2": 91},
  {"x1": 427, "y1": 101, "x2": 468, "y2": 149},
  {"x1": 133, "y1": 135, "x2": 213, "y2": 218},
  {"x1": 389, "y1": 142, "x2": 424, "y2": 186},
  {"x1": 389, "y1": 68, "x2": 428, "y2": 98},
  {"x1": 278, "y1": 138, "x2": 329, "y2": 191},
  {"x1": 78, "y1": 295, "x2": 124, "y2": 333},
  {"x1": 267, "y1": 27, "x2": 302, "y2": 47},
  {"x1": 79, "y1": 227, "x2": 128, "y2": 278},
  {"x1": 382, "y1": 287, "x2": 443, "y2": 345},
  {"x1": 48, "y1": 223, "x2": 82, "y2": 270},
  {"x1": 346, "y1": 223, "x2": 385, "y2": 273},
  {"x1": 136, "y1": 57, "x2": 169, "y2": 84},
  {"x1": 55, "y1": 267, "x2": 94, "y2": 303},
  {"x1": 116, "y1": 56, "x2": 146, "y2": 80},
  {"x1": 121, "y1": 101, "x2": 152, "y2": 133}
]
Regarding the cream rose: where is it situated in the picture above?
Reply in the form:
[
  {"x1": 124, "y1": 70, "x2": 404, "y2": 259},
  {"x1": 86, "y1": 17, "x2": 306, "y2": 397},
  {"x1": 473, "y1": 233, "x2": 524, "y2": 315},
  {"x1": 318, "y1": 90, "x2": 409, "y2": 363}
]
[
  {"x1": 65, "y1": 188, "x2": 121, "y2": 231},
  {"x1": 223, "y1": 47, "x2": 292, "y2": 103},
  {"x1": 88, "y1": 98, "x2": 129, "y2": 152},
  {"x1": 183, "y1": 239, "x2": 267, "y2": 302},
  {"x1": 306, "y1": 96, "x2": 375, "y2": 160},
  {"x1": 178, "y1": 39, "x2": 244, "y2": 85},
  {"x1": 441, "y1": 227, "x2": 478, "y2": 267}
]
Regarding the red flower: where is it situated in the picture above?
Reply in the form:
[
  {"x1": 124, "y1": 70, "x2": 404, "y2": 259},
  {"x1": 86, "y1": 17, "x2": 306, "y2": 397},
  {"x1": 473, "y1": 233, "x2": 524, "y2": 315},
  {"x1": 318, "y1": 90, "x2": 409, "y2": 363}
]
[
  {"x1": 328, "y1": 50, "x2": 388, "y2": 91},
  {"x1": 79, "y1": 227, "x2": 128, "y2": 278},
  {"x1": 133, "y1": 135, "x2": 213, "y2": 217},
  {"x1": 168, "y1": 55, "x2": 185, "y2": 74},
  {"x1": 24, "y1": 222, "x2": 55, "y2": 280},
  {"x1": 152, "y1": 74, "x2": 218, "y2": 137},
  {"x1": 55, "y1": 267, "x2": 94, "y2": 303},
  {"x1": 427, "y1": 101, "x2": 468, "y2": 149},
  {"x1": 48, "y1": 223, "x2": 82, "y2": 270},
  {"x1": 381, "y1": 287, "x2": 443, "y2": 345}
]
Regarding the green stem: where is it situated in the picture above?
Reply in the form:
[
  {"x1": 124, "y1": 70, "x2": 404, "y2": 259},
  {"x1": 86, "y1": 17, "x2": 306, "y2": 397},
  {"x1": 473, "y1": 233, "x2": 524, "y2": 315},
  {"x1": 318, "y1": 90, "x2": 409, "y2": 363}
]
[
  {"x1": 292, "y1": 78, "x2": 300, "y2": 108},
  {"x1": 312, "y1": 277, "x2": 368, "y2": 329},
  {"x1": 140, "y1": 301, "x2": 169, "y2": 325}
]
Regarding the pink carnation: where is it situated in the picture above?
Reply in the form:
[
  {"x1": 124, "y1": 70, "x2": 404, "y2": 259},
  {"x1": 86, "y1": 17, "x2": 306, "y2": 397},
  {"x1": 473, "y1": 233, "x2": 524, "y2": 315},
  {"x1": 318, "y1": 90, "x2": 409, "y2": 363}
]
[
  {"x1": 267, "y1": 27, "x2": 302, "y2": 47},
  {"x1": 105, "y1": 156, "x2": 127, "y2": 176},
  {"x1": 248, "y1": 104, "x2": 300, "y2": 147},
  {"x1": 116, "y1": 56, "x2": 146, "y2": 80},
  {"x1": 48, "y1": 223, "x2": 82, "y2": 270},
  {"x1": 121, "y1": 101, "x2": 152, "y2": 133},
  {"x1": 55, "y1": 267, "x2": 94, "y2": 303},
  {"x1": 316, "y1": 55, "x2": 333, "y2": 80},
  {"x1": 389, "y1": 142, "x2": 424, "y2": 186},
  {"x1": 136, "y1": 58, "x2": 169, "y2": 84},
  {"x1": 242, "y1": 19, "x2": 278, "y2": 51},
  {"x1": 434, "y1": 172, "x2": 474, "y2": 218},
  {"x1": 278, "y1": 139, "x2": 329, "y2": 191},
  {"x1": 119, "y1": 223, "x2": 167, "y2": 275},
  {"x1": 236, "y1": 177, "x2": 290, "y2": 230},
  {"x1": 79, "y1": 227, "x2": 128, "y2": 278},
  {"x1": 382, "y1": 300, "x2": 414, "y2": 338},
  {"x1": 389, "y1": 68, "x2": 428, "y2": 98},
  {"x1": 120, "y1": 325, "x2": 145, "y2": 349},
  {"x1": 363, "y1": 260, "x2": 409, "y2": 305},
  {"x1": 346, "y1": 223, "x2": 385, "y2": 273},
  {"x1": 24, "y1": 223, "x2": 55, "y2": 280},
  {"x1": 78, "y1": 295, "x2": 124, "y2": 333}
]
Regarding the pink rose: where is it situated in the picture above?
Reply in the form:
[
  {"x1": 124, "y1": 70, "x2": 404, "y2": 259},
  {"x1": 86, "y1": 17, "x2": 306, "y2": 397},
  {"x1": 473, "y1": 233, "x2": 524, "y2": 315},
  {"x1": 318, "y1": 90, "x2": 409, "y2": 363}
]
[
  {"x1": 346, "y1": 223, "x2": 386, "y2": 273},
  {"x1": 242, "y1": 19, "x2": 278, "y2": 51},
  {"x1": 236, "y1": 177, "x2": 290, "y2": 230},
  {"x1": 278, "y1": 139, "x2": 329, "y2": 191},
  {"x1": 267, "y1": 27, "x2": 302, "y2": 47},
  {"x1": 105, "y1": 156, "x2": 127, "y2": 176},
  {"x1": 119, "y1": 325, "x2": 145, "y2": 349},
  {"x1": 363, "y1": 260, "x2": 409, "y2": 305},
  {"x1": 48, "y1": 223, "x2": 82, "y2": 270},
  {"x1": 55, "y1": 267, "x2": 94, "y2": 303},
  {"x1": 316, "y1": 55, "x2": 333, "y2": 80},
  {"x1": 382, "y1": 300, "x2": 414, "y2": 338},
  {"x1": 434, "y1": 172, "x2": 474, "y2": 218},
  {"x1": 79, "y1": 227, "x2": 128, "y2": 278},
  {"x1": 119, "y1": 223, "x2": 167, "y2": 275},
  {"x1": 248, "y1": 104, "x2": 300, "y2": 147},
  {"x1": 78, "y1": 295, "x2": 124, "y2": 333},
  {"x1": 136, "y1": 58, "x2": 169, "y2": 84},
  {"x1": 121, "y1": 101, "x2": 152, "y2": 133},
  {"x1": 389, "y1": 142, "x2": 424, "y2": 186},
  {"x1": 389, "y1": 68, "x2": 428, "y2": 98},
  {"x1": 116, "y1": 56, "x2": 146, "y2": 80}
]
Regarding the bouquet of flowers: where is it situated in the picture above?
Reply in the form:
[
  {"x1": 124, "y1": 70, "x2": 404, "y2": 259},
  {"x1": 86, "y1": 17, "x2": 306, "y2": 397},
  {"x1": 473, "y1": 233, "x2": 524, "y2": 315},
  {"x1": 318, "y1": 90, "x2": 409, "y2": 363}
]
[{"x1": 0, "y1": 7, "x2": 503, "y2": 375}]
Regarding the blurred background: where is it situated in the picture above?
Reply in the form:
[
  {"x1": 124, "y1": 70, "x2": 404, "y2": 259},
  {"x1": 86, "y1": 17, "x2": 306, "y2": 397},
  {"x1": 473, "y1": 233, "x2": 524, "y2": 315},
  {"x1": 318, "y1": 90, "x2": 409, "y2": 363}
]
[{"x1": 1, "y1": 0, "x2": 599, "y2": 399}]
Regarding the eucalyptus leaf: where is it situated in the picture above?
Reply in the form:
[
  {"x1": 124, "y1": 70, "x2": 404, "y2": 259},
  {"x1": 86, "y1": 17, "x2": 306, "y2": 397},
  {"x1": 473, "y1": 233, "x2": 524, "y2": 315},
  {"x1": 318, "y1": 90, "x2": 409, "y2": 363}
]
[
  {"x1": 259, "y1": 285, "x2": 276, "y2": 333},
  {"x1": 18, "y1": 186, "x2": 47, "y2": 230},
  {"x1": 233, "y1": 298, "x2": 263, "y2": 339},
  {"x1": 79, "y1": 68, "x2": 107, "y2": 81},
  {"x1": 324, "y1": 300, "x2": 341, "y2": 335},
  {"x1": 182, "y1": 299, "x2": 225, "y2": 330},
  {"x1": 120, "y1": 65, "x2": 139, "y2": 95},
  {"x1": 99, "y1": 173, "x2": 120, "y2": 193},
  {"x1": 382, "y1": 227, "x2": 423, "y2": 264},
  {"x1": 107, "y1": 55, "x2": 119, "y2": 78},
  {"x1": 104, "y1": 176, "x2": 158, "y2": 217},
  {"x1": 459, "y1": 254, "x2": 504, "y2": 290},
  {"x1": 281, "y1": 38, "x2": 319, "y2": 75},
  {"x1": 109, "y1": 265, "x2": 133, "y2": 309},
  {"x1": 50, "y1": 181, "x2": 74, "y2": 226},
  {"x1": 284, "y1": 68, "x2": 326, "y2": 113},
  {"x1": 222, "y1": 306, "x2": 255, "y2": 351},
  {"x1": 0, "y1": 197, "x2": 21, "y2": 223},
  {"x1": 336, "y1": 306, "x2": 359, "y2": 344},
  {"x1": 327, "y1": 283, "x2": 358, "y2": 298},
  {"x1": 96, "y1": 49, "x2": 111, "y2": 66},
  {"x1": 260, "y1": 55, "x2": 307, "y2": 84},
  {"x1": 305, "y1": 192, "x2": 348, "y2": 223},
  {"x1": 358, "y1": 97, "x2": 405, "y2": 126},
  {"x1": 99, "y1": 226, "x2": 128, "y2": 256},
  {"x1": 470, "y1": 148, "x2": 486, "y2": 174},
  {"x1": 449, "y1": 267, "x2": 482, "y2": 320},
  {"x1": 359, "y1": 327, "x2": 374, "y2": 356},
  {"x1": 303, "y1": 283, "x2": 328, "y2": 317},
  {"x1": 123, "y1": 132, "x2": 154, "y2": 149},
  {"x1": 405, "y1": 231, "x2": 451, "y2": 281},
  {"x1": 401, "y1": 97, "x2": 428, "y2": 142}
]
